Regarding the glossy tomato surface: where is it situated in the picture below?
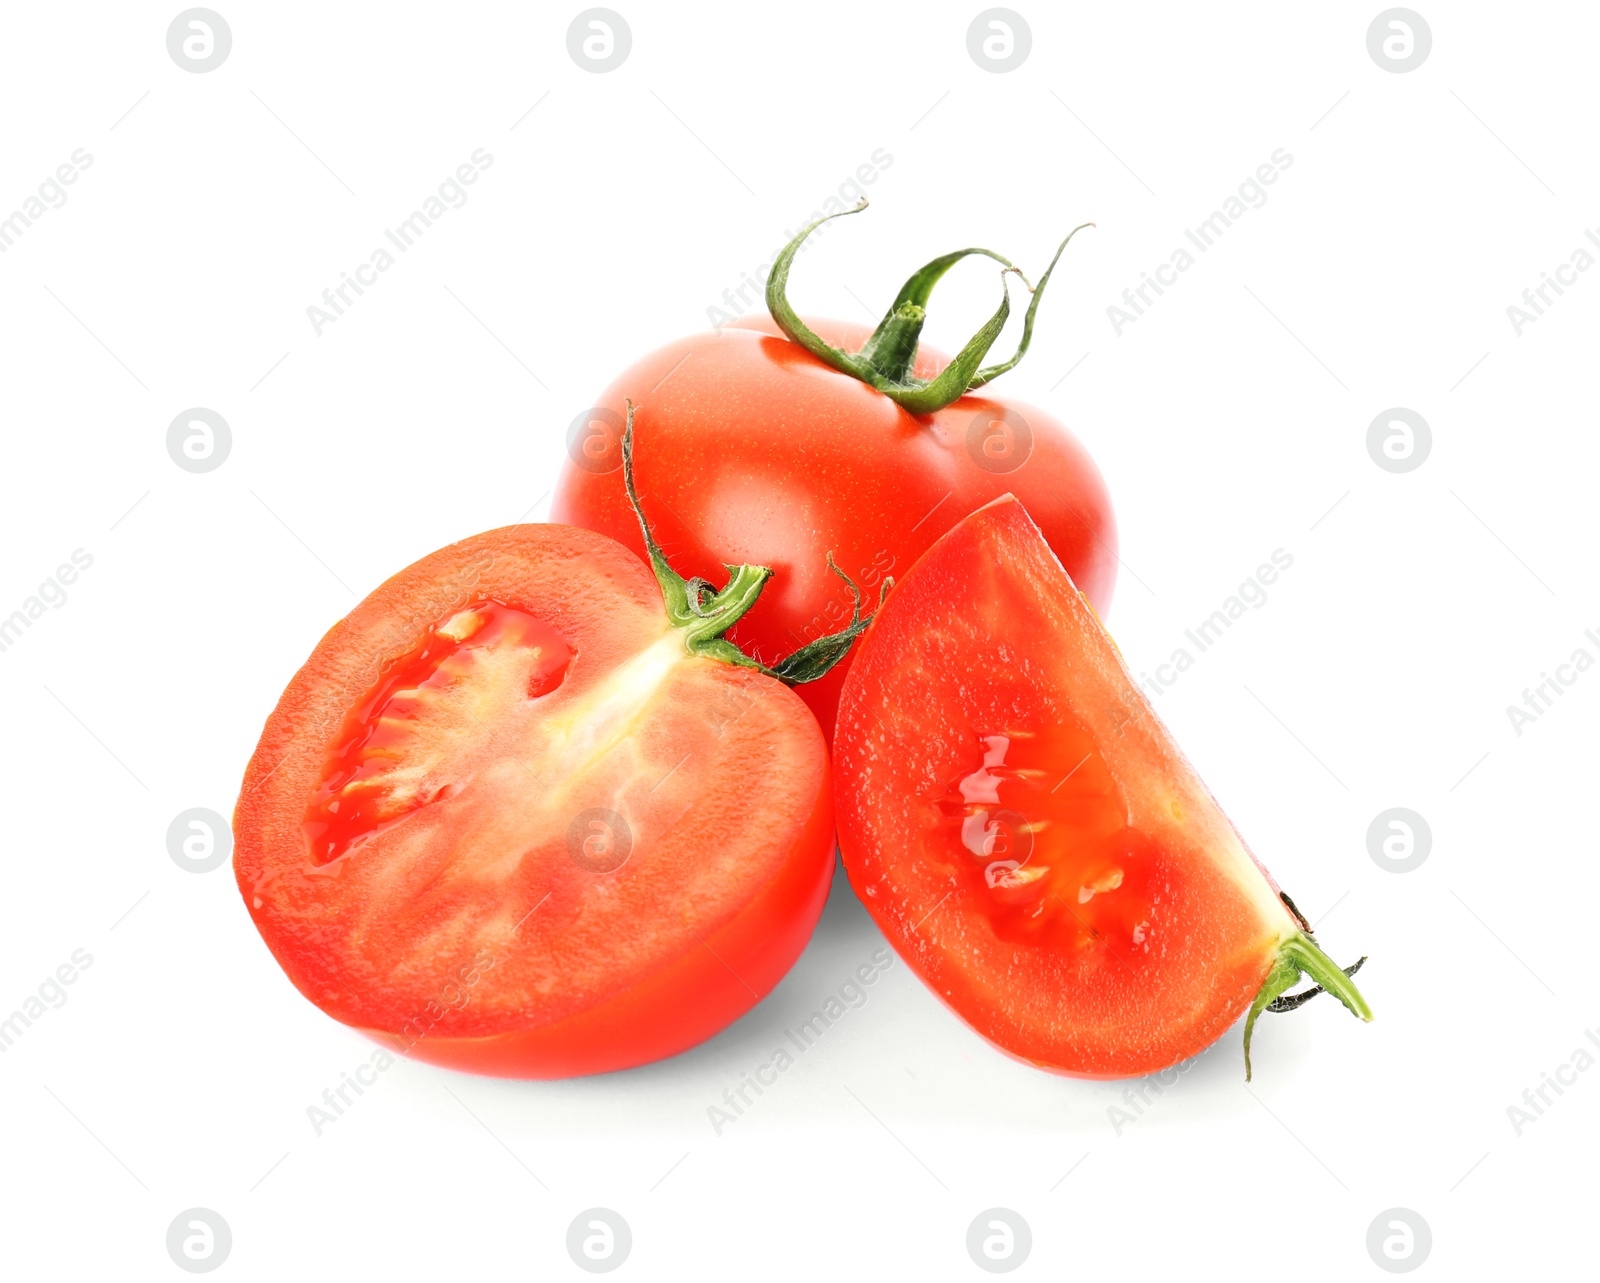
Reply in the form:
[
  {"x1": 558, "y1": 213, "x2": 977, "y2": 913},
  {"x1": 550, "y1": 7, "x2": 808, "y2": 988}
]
[
  {"x1": 833, "y1": 496, "x2": 1297, "y2": 1078},
  {"x1": 235, "y1": 523, "x2": 834, "y2": 1078},
  {"x1": 551, "y1": 315, "x2": 1117, "y2": 743}
]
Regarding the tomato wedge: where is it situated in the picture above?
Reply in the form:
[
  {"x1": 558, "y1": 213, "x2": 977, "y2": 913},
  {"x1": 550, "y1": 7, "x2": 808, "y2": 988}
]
[
  {"x1": 235, "y1": 427, "x2": 853, "y2": 1078},
  {"x1": 833, "y1": 495, "x2": 1371, "y2": 1078}
]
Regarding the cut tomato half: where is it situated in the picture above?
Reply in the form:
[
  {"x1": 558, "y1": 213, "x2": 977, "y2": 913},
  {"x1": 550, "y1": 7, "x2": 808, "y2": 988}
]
[
  {"x1": 833, "y1": 495, "x2": 1370, "y2": 1078},
  {"x1": 236, "y1": 421, "x2": 860, "y2": 1078}
]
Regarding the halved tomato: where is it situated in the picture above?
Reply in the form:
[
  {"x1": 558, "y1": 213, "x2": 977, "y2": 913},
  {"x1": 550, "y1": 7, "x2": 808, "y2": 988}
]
[
  {"x1": 235, "y1": 433, "x2": 847, "y2": 1078},
  {"x1": 833, "y1": 495, "x2": 1370, "y2": 1078}
]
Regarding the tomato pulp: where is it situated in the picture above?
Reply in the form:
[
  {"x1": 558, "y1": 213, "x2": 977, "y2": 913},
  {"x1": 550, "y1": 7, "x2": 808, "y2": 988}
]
[
  {"x1": 832, "y1": 495, "x2": 1371, "y2": 1078},
  {"x1": 553, "y1": 207, "x2": 1116, "y2": 743},
  {"x1": 235, "y1": 520, "x2": 836, "y2": 1078}
]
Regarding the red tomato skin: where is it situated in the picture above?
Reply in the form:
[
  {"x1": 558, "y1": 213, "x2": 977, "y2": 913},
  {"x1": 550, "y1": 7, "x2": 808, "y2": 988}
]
[
  {"x1": 551, "y1": 315, "x2": 1117, "y2": 743},
  {"x1": 234, "y1": 523, "x2": 837, "y2": 1078},
  {"x1": 367, "y1": 788, "x2": 835, "y2": 1078}
]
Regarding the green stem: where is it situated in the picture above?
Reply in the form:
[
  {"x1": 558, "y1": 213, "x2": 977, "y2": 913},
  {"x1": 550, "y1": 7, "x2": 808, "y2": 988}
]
[
  {"x1": 764, "y1": 199, "x2": 1094, "y2": 414},
  {"x1": 969, "y1": 222, "x2": 1094, "y2": 388},
  {"x1": 766, "y1": 554, "x2": 890, "y2": 685},
  {"x1": 620, "y1": 402, "x2": 881, "y2": 683},
  {"x1": 856, "y1": 246, "x2": 1015, "y2": 384},
  {"x1": 1242, "y1": 930, "x2": 1373, "y2": 1081},
  {"x1": 622, "y1": 409, "x2": 767, "y2": 672},
  {"x1": 856, "y1": 303, "x2": 927, "y2": 387},
  {"x1": 1266, "y1": 955, "x2": 1365, "y2": 1013},
  {"x1": 1283, "y1": 934, "x2": 1374, "y2": 1023}
]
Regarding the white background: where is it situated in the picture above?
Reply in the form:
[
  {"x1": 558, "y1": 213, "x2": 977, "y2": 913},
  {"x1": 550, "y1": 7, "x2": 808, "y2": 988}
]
[{"x1": 1, "y1": 1, "x2": 1594, "y2": 1278}]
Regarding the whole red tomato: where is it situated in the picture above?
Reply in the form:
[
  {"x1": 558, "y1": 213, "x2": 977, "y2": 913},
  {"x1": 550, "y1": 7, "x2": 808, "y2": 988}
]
[{"x1": 552, "y1": 206, "x2": 1117, "y2": 742}]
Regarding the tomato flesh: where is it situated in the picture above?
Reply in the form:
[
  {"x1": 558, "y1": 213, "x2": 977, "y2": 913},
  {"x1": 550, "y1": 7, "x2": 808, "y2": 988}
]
[
  {"x1": 937, "y1": 723, "x2": 1153, "y2": 951},
  {"x1": 305, "y1": 603, "x2": 574, "y2": 864},
  {"x1": 235, "y1": 524, "x2": 834, "y2": 1078},
  {"x1": 834, "y1": 496, "x2": 1297, "y2": 1077}
]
